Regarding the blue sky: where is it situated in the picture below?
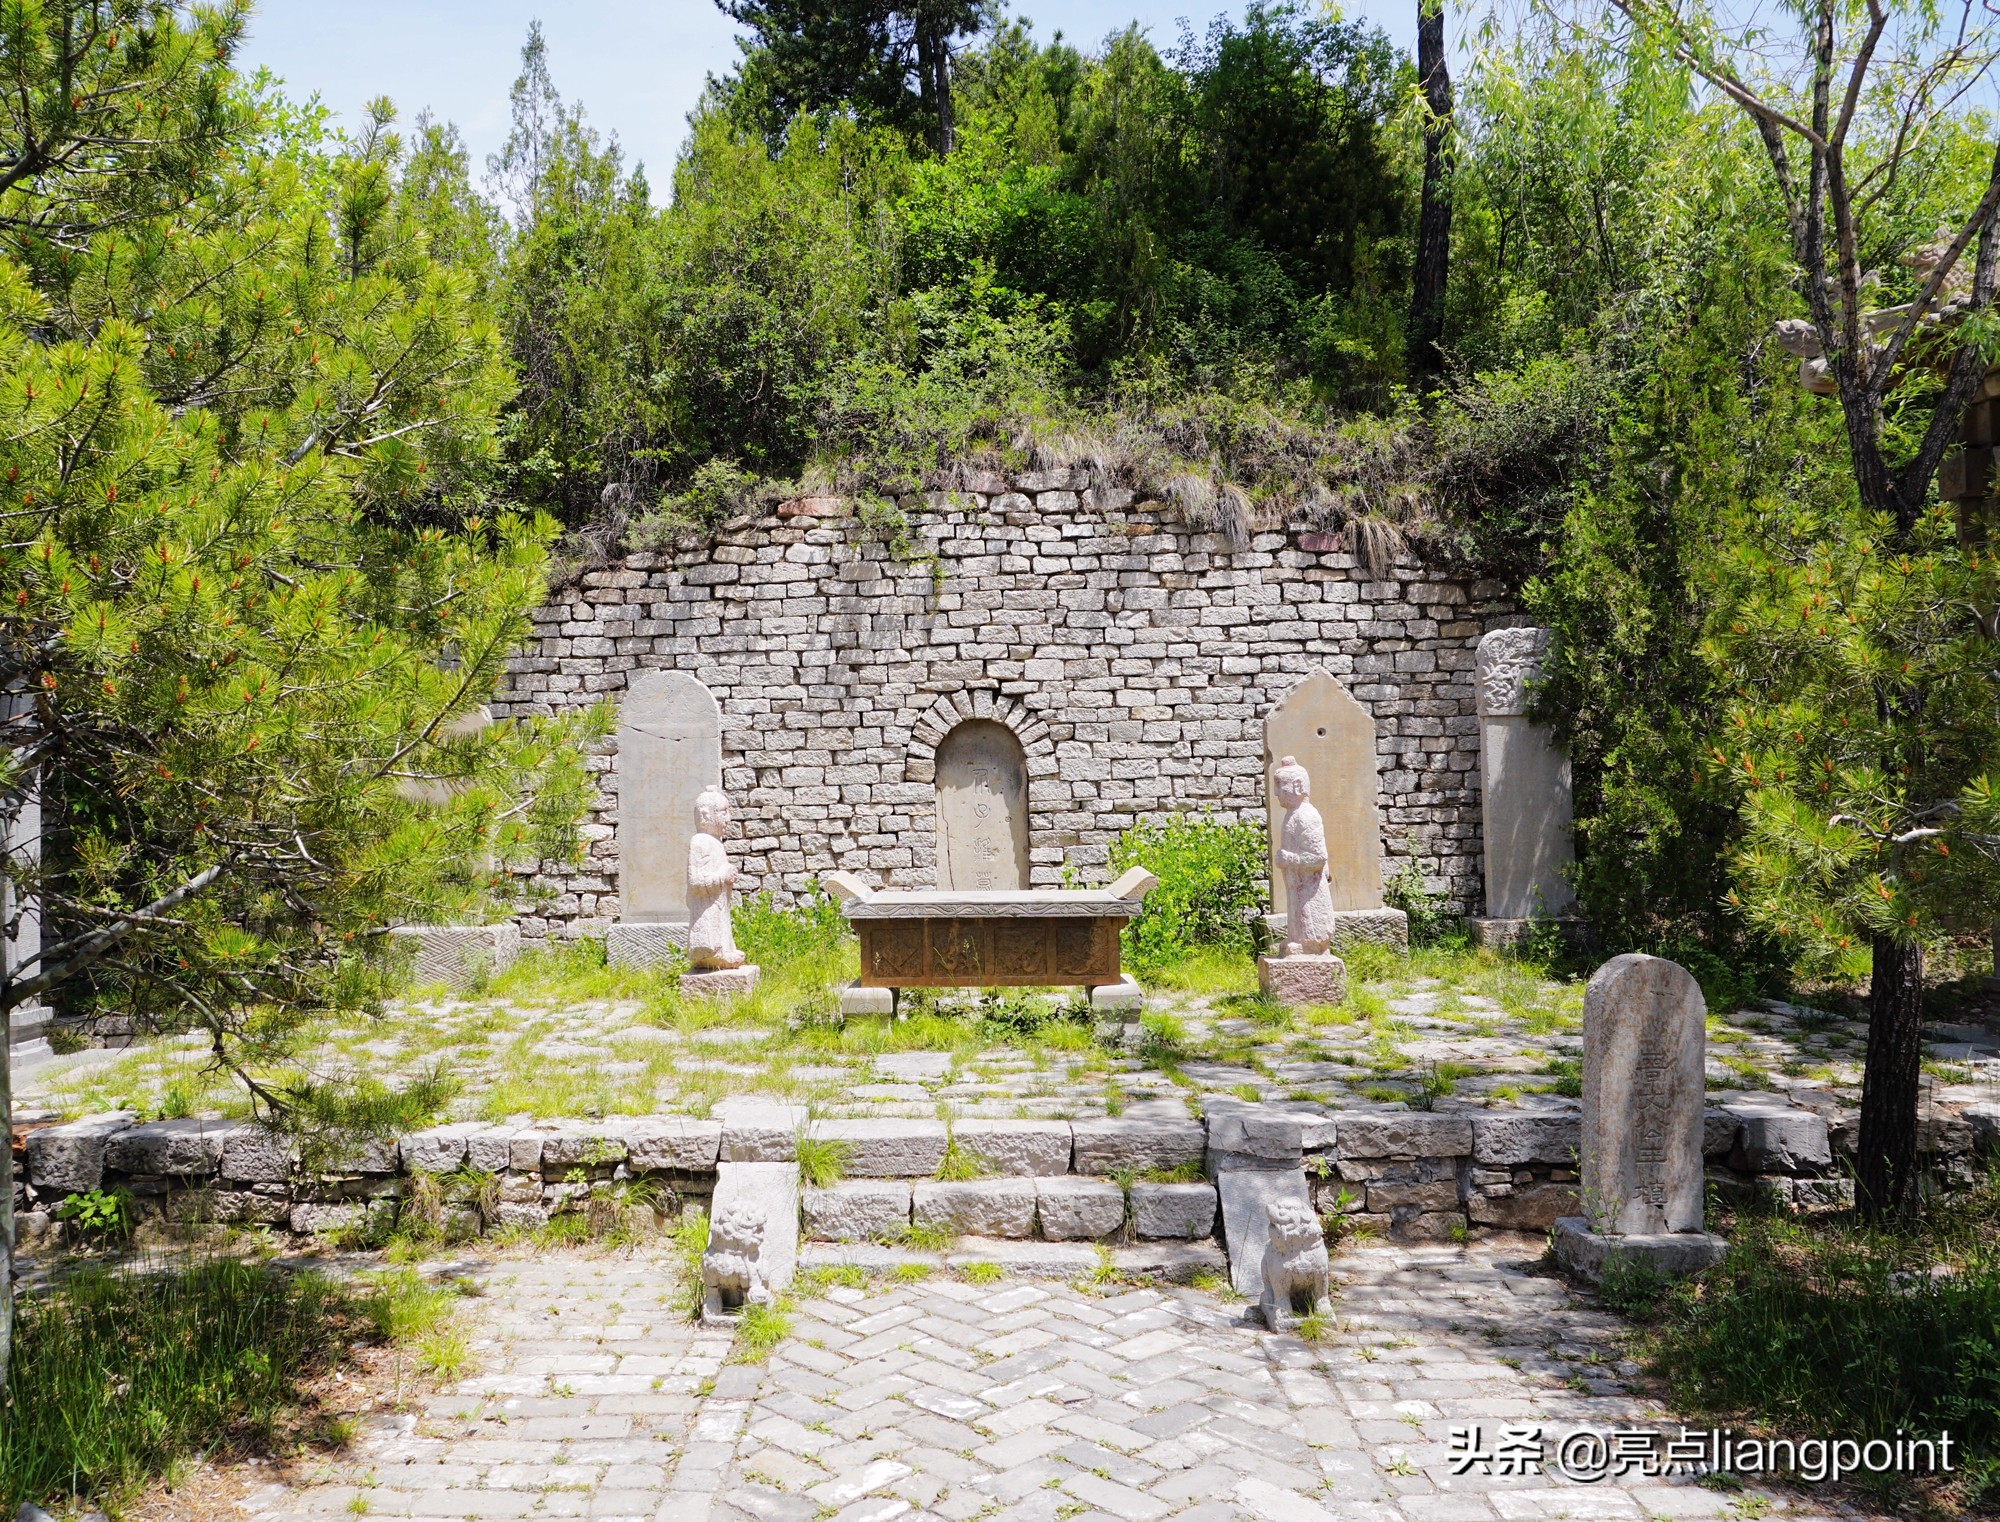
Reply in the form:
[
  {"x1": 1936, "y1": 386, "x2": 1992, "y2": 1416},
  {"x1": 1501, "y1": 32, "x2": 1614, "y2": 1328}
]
[{"x1": 239, "y1": 1, "x2": 1420, "y2": 195}]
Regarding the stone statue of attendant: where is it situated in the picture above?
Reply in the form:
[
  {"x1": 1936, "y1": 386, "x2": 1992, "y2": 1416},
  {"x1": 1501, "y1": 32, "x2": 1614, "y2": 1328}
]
[
  {"x1": 1273, "y1": 755, "x2": 1334, "y2": 957},
  {"x1": 686, "y1": 787, "x2": 748, "y2": 975}
]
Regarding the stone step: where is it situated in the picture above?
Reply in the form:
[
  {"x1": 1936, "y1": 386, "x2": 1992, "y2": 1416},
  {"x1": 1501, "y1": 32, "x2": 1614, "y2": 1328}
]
[
  {"x1": 798, "y1": 1235, "x2": 1226, "y2": 1284},
  {"x1": 800, "y1": 1174, "x2": 1218, "y2": 1243}
]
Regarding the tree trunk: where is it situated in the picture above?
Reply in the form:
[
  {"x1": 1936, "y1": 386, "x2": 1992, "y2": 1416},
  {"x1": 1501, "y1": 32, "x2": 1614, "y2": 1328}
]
[
  {"x1": 1856, "y1": 933, "x2": 1925, "y2": 1221},
  {"x1": 915, "y1": 18, "x2": 953, "y2": 155},
  {"x1": 1409, "y1": 0, "x2": 1453, "y2": 384},
  {"x1": 1, "y1": 986, "x2": 12, "y2": 1402}
]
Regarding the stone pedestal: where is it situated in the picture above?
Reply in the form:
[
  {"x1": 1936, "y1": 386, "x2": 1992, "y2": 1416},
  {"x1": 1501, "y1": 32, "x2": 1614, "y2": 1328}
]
[
  {"x1": 1551, "y1": 1217, "x2": 1726, "y2": 1282},
  {"x1": 681, "y1": 964, "x2": 760, "y2": 1000},
  {"x1": 838, "y1": 982, "x2": 895, "y2": 1017},
  {"x1": 389, "y1": 923, "x2": 521, "y2": 991},
  {"x1": 607, "y1": 921, "x2": 687, "y2": 969},
  {"x1": 1257, "y1": 953, "x2": 1347, "y2": 1008},
  {"x1": 1467, "y1": 915, "x2": 1583, "y2": 952},
  {"x1": 1264, "y1": 908, "x2": 1408, "y2": 954},
  {"x1": 1090, "y1": 974, "x2": 1144, "y2": 1046}
]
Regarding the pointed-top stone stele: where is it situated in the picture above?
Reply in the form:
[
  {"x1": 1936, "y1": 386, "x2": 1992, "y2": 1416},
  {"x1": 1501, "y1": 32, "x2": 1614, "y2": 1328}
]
[
  {"x1": 1263, "y1": 670, "x2": 1385, "y2": 915},
  {"x1": 616, "y1": 670, "x2": 722, "y2": 925}
]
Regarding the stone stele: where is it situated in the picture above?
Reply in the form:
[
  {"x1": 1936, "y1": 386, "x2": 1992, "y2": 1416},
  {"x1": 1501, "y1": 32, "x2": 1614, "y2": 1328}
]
[
  {"x1": 615, "y1": 670, "x2": 722, "y2": 926},
  {"x1": 1580, "y1": 953, "x2": 1706, "y2": 1236},
  {"x1": 1263, "y1": 670, "x2": 1384, "y2": 914},
  {"x1": 1474, "y1": 628, "x2": 1576, "y2": 922},
  {"x1": 934, "y1": 718, "x2": 1030, "y2": 890}
]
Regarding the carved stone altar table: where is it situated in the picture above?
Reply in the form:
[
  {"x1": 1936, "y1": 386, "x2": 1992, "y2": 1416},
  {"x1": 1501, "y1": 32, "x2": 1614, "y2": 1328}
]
[{"x1": 825, "y1": 868, "x2": 1157, "y2": 994}]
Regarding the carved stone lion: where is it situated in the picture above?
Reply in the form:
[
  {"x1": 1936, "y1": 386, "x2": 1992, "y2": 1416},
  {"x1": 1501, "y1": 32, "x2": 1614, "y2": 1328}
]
[
  {"x1": 702, "y1": 1200, "x2": 770, "y2": 1322},
  {"x1": 1259, "y1": 1197, "x2": 1331, "y2": 1330}
]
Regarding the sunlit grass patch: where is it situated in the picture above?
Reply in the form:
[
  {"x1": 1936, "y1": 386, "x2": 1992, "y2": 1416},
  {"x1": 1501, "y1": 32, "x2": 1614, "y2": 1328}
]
[
  {"x1": 1140, "y1": 946, "x2": 1258, "y2": 997},
  {"x1": 485, "y1": 937, "x2": 672, "y2": 1004},
  {"x1": 0, "y1": 1257, "x2": 467, "y2": 1515}
]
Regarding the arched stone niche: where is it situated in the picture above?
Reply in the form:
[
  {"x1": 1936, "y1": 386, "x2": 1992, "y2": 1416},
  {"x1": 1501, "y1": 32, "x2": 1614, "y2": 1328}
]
[{"x1": 933, "y1": 719, "x2": 1031, "y2": 891}]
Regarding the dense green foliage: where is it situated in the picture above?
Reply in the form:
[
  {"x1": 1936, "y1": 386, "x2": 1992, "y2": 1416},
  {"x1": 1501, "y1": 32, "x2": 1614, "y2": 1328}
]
[
  {"x1": 1109, "y1": 814, "x2": 1267, "y2": 974},
  {"x1": 0, "y1": 6, "x2": 604, "y2": 1054}
]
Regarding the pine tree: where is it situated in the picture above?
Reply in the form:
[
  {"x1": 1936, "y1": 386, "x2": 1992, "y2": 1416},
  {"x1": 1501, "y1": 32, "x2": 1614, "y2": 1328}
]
[
  {"x1": 0, "y1": 1, "x2": 605, "y2": 1391},
  {"x1": 1709, "y1": 499, "x2": 2000, "y2": 1215}
]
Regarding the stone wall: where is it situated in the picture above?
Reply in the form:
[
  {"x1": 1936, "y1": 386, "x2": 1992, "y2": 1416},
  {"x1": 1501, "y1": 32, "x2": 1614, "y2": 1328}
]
[
  {"x1": 18, "y1": 1095, "x2": 1995, "y2": 1251},
  {"x1": 495, "y1": 472, "x2": 1517, "y2": 940}
]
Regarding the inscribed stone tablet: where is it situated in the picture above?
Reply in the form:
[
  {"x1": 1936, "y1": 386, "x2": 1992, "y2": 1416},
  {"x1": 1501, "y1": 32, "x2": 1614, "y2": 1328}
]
[
  {"x1": 1476, "y1": 628, "x2": 1576, "y2": 919},
  {"x1": 616, "y1": 671, "x2": 722, "y2": 923},
  {"x1": 1263, "y1": 670, "x2": 1384, "y2": 913},
  {"x1": 1581, "y1": 954, "x2": 1706, "y2": 1235},
  {"x1": 935, "y1": 719, "x2": 1029, "y2": 891}
]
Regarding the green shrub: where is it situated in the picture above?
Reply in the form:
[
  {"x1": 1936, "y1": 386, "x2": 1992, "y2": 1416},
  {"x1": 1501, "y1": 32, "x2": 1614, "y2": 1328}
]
[
  {"x1": 1110, "y1": 814, "x2": 1268, "y2": 975},
  {"x1": 1383, "y1": 858, "x2": 1466, "y2": 950},
  {"x1": 733, "y1": 886, "x2": 851, "y2": 975}
]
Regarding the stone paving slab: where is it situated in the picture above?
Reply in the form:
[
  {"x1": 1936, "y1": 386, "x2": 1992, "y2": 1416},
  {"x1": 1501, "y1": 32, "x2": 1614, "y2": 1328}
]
[{"x1": 231, "y1": 1240, "x2": 1881, "y2": 1522}]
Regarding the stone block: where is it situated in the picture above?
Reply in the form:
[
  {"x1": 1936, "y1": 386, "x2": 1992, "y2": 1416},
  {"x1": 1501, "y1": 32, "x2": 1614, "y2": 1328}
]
[
  {"x1": 1256, "y1": 955, "x2": 1346, "y2": 1008},
  {"x1": 400, "y1": 1123, "x2": 484, "y2": 1174},
  {"x1": 541, "y1": 1126, "x2": 629, "y2": 1171},
  {"x1": 681, "y1": 964, "x2": 760, "y2": 999},
  {"x1": 1389, "y1": 1210, "x2": 1467, "y2": 1242},
  {"x1": 1215, "y1": 1168, "x2": 1316, "y2": 1298},
  {"x1": 626, "y1": 1118, "x2": 724, "y2": 1173},
  {"x1": 1551, "y1": 1217, "x2": 1726, "y2": 1283},
  {"x1": 717, "y1": 1100, "x2": 806, "y2": 1162},
  {"x1": 220, "y1": 1124, "x2": 294, "y2": 1184},
  {"x1": 105, "y1": 1119, "x2": 233, "y2": 1177},
  {"x1": 290, "y1": 1199, "x2": 395, "y2": 1237},
  {"x1": 838, "y1": 983, "x2": 895, "y2": 1017},
  {"x1": 1329, "y1": 909, "x2": 1408, "y2": 953},
  {"x1": 1205, "y1": 1104, "x2": 1306, "y2": 1162},
  {"x1": 618, "y1": 671, "x2": 722, "y2": 923},
  {"x1": 1727, "y1": 1103, "x2": 1832, "y2": 1173},
  {"x1": 606, "y1": 921, "x2": 687, "y2": 969},
  {"x1": 27, "y1": 1113, "x2": 135, "y2": 1192},
  {"x1": 1365, "y1": 1177, "x2": 1460, "y2": 1213},
  {"x1": 1035, "y1": 1177, "x2": 1125, "y2": 1240},
  {"x1": 951, "y1": 1119, "x2": 1071, "y2": 1177},
  {"x1": 1702, "y1": 1109, "x2": 1740, "y2": 1160},
  {"x1": 806, "y1": 1119, "x2": 947, "y2": 1178},
  {"x1": 317, "y1": 1134, "x2": 399, "y2": 1175},
  {"x1": 913, "y1": 1179, "x2": 1038, "y2": 1238},
  {"x1": 1471, "y1": 1112, "x2": 1580, "y2": 1167},
  {"x1": 1130, "y1": 1181, "x2": 1217, "y2": 1239},
  {"x1": 1071, "y1": 1118, "x2": 1205, "y2": 1174},
  {"x1": 1468, "y1": 1181, "x2": 1578, "y2": 1231},
  {"x1": 1333, "y1": 1112, "x2": 1473, "y2": 1159},
  {"x1": 209, "y1": 1189, "x2": 293, "y2": 1226},
  {"x1": 1467, "y1": 917, "x2": 1584, "y2": 952},
  {"x1": 1088, "y1": 975, "x2": 1144, "y2": 1012},
  {"x1": 389, "y1": 923, "x2": 520, "y2": 991},
  {"x1": 802, "y1": 1180, "x2": 911, "y2": 1241}
]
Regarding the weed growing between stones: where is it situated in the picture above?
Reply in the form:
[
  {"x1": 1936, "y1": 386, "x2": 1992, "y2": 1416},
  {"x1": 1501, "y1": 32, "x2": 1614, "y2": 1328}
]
[
  {"x1": 795, "y1": 1134, "x2": 851, "y2": 1188},
  {"x1": 728, "y1": 1302, "x2": 792, "y2": 1363},
  {"x1": 0, "y1": 1258, "x2": 464, "y2": 1516}
]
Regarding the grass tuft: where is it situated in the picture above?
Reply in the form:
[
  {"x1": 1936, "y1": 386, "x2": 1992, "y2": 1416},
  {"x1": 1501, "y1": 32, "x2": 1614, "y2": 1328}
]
[{"x1": 1, "y1": 1257, "x2": 463, "y2": 1515}]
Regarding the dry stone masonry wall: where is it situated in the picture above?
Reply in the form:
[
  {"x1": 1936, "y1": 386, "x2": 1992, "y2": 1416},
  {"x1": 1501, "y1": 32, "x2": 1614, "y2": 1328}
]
[{"x1": 496, "y1": 472, "x2": 1517, "y2": 938}]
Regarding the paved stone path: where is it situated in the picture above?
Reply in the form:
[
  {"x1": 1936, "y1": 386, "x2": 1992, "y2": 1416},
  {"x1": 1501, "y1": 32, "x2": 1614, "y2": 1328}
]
[{"x1": 237, "y1": 1241, "x2": 1862, "y2": 1522}]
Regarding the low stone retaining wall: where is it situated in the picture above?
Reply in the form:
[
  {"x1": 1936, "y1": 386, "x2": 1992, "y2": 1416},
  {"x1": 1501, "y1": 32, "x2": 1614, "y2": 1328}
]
[{"x1": 14, "y1": 1092, "x2": 1996, "y2": 1252}]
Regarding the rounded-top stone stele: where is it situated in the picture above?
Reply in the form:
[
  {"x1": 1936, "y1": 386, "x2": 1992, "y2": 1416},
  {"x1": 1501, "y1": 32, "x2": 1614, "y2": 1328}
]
[{"x1": 1579, "y1": 952, "x2": 1707, "y2": 1236}]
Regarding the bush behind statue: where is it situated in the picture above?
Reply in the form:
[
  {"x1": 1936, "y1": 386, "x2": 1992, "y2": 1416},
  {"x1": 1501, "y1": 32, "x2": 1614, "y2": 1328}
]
[{"x1": 1110, "y1": 815, "x2": 1268, "y2": 975}]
